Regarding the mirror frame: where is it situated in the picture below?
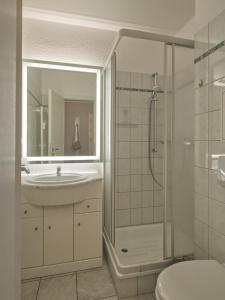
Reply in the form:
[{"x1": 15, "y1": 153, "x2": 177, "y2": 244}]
[{"x1": 22, "y1": 60, "x2": 101, "y2": 162}]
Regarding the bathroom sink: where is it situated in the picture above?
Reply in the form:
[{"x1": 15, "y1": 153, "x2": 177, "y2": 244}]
[
  {"x1": 26, "y1": 173, "x2": 87, "y2": 185},
  {"x1": 22, "y1": 172, "x2": 102, "y2": 206}
]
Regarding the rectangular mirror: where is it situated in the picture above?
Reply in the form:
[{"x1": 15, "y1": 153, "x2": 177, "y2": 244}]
[{"x1": 22, "y1": 61, "x2": 101, "y2": 161}]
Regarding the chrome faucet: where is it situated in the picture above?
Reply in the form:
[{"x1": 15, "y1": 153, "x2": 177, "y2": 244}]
[
  {"x1": 21, "y1": 165, "x2": 30, "y2": 174},
  {"x1": 57, "y1": 166, "x2": 61, "y2": 176}
]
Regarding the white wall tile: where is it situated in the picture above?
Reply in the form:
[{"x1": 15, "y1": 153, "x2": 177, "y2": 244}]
[
  {"x1": 118, "y1": 71, "x2": 131, "y2": 88},
  {"x1": 130, "y1": 142, "x2": 142, "y2": 158},
  {"x1": 209, "y1": 198, "x2": 225, "y2": 235},
  {"x1": 117, "y1": 193, "x2": 130, "y2": 209},
  {"x1": 114, "y1": 277, "x2": 138, "y2": 298},
  {"x1": 194, "y1": 113, "x2": 208, "y2": 140},
  {"x1": 115, "y1": 71, "x2": 165, "y2": 227},
  {"x1": 117, "y1": 90, "x2": 130, "y2": 107},
  {"x1": 154, "y1": 207, "x2": 164, "y2": 223},
  {"x1": 116, "y1": 175, "x2": 130, "y2": 193},
  {"x1": 142, "y1": 74, "x2": 152, "y2": 89},
  {"x1": 117, "y1": 127, "x2": 131, "y2": 141},
  {"x1": 209, "y1": 228, "x2": 225, "y2": 263},
  {"x1": 130, "y1": 91, "x2": 141, "y2": 108},
  {"x1": 153, "y1": 174, "x2": 163, "y2": 191},
  {"x1": 131, "y1": 175, "x2": 142, "y2": 191},
  {"x1": 131, "y1": 108, "x2": 142, "y2": 124},
  {"x1": 195, "y1": 86, "x2": 208, "y2": 114},
  {"x1": 131, "y1": 208, "x2": 142, "y2": 225},
  {"x1": 116, "y1": 159, "x2": 130, "y2": 175},
  {"x1": 131, "y1": 126, "x2": 143, "y2": 142},
  {"x1": 153, "y1": 158, "x2": 163, "y2": 174},
  {"x1": 142, "y1": 191, "x2": 154, "y2": 207},
  {"x1": 208, "y1": 110, "x2": 222, "y2": 140},
  {"x1": 195, "y1": 58, "x2": 208, "y2": 88},
  {"x1": 208, "y1": 83, "x2": 222, "y2": 111},
  {"x1": 209, "y1": 53, "x2": 225, "y2": 83},
  {"x1": 194, "y1": 141, "x2": 208, "y2": 168},
  {"x1": 194, "y1": 193, "x2": 209, "y2": 224},
  {"x1": 117, "y1": 210, "x2": 131, "y2": 227},
  {"x1": 142, "y1": 175, "x2": 154, "y2": 191},
  {"x1": 142, "y1": 158, "x2": 150, "y2": 175},
  {"x1": 208, "y1": 141, "x2": 225, "y2": 170},
  {"x1": 137, "y1": 274, "x2": 156, "y2": 294},
  {"x1": 117, "y1": 142, "x2": 130, "y2": 158},
  {"x1": 209, "y1": 170, "x2": 225, "y2": 203},
  {"x1": 142, "y1": 142, "x2": 148, "y2": 158},
  {"x1": 131, "y1": 73, "x2": 142, "y2": 89},
  {"x1": 130, "y1": 158, "x2": 142, "y2": 175},
  {"x1": 194, "y1": 244, "x2": 209, "y2": 260},
  {"x1": 154, "y1": 191, "x2": 164, "y2": 206},
  {"x1": 142, "y1": 207, "x2": 154, "y2": 224},
  {"x1": 194, "y1": 167, "x2": 208, "y2": 196},
  {"x1": 194, "y1": 219, "x2": 209, "y2": 252},
  {"x1": 117, "y1": 107, "x2": 130, "y2": 124},
  {"x1": 130, "y1": 191, "x2": 142, "y2": 208}
]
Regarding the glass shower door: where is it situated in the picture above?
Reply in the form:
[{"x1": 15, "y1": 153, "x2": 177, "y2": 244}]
[{"x1": 163, "y1": 43, "x2": 194, "y2": 260}]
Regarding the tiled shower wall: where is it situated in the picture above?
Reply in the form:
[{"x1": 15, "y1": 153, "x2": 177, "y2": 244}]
[
  {"x1": 194, "y1": 9, "x2": 225, "y2": 261},
  {"x1": 115, "y1": 71, "x2": 164, "y2": 227}
]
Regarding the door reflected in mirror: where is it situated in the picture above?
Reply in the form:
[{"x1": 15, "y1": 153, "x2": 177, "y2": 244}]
[{"x1": 23, "y1": 62, "x2": 101, "y2": 161}]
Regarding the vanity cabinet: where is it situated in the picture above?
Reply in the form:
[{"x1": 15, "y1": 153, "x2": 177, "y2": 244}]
[
  {"x1": 22, "y1": 218, "x2": 43, "y2": 268},
  {"x1": 44, "y1": 205, "x2": 73, "y2": 265},
  {"x1": 21, "y1": 180, "x2": 103, "y2": 279},
  {"x1": 75, "y1": 211, "x2": 102, "y2": 260}
]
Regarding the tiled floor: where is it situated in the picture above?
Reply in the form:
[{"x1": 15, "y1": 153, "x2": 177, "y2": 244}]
[{"x1": 21, "y1": 262, "x2": 156, "y2": 300}]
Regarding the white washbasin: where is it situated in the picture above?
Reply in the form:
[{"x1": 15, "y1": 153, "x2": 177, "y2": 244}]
[
  {"x1": 26, "y1": 173, "x2": 87, "y2": 185},
  {"x1": 22, "y1": 172, "x2": 102, "y2": 206}
]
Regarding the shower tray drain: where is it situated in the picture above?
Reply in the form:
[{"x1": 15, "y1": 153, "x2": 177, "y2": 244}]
[{"x1": 121, "y1": 248, "x2": 128, "y2": 253}]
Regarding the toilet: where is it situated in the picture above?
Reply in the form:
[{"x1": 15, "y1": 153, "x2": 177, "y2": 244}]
[{"x1": 155, "y1": 260, "x2": 225, "y2": 300}]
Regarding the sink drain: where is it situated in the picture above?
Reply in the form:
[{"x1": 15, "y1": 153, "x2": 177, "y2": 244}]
[{"x1": 121, "y1": 248, "x2": 128, "y2": 253}]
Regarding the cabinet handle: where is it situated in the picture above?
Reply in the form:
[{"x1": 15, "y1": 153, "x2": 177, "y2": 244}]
[
  {"x1": 48, "y1": 226, "x2": 51, "y2": 230},
  {"x1": 24, "y1": 210, "x2": 28, "y2": 214},
  {"x1": 34, "y1": 227, "x2": 38, "y2": 231},
  {"x1": 78, "y1": 222, "x2": 81, "y2": 226}
]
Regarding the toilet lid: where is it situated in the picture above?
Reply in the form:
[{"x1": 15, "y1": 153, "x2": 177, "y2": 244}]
[{"x1": 156, "y1": 260, "x2": 225, "y2": 300}]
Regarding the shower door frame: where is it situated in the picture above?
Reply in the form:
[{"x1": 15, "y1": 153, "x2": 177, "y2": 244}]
[{"x1": 103, "y1": 29, "x2": 194, "y2": 257}]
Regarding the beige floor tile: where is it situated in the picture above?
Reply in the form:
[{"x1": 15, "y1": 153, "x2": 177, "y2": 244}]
[
  {"x1": 37, "y1": 274, "x2": 77, "y2": 300},
  {"x1": 77, "y1": 268, "x2": 116, "y2": 300}
]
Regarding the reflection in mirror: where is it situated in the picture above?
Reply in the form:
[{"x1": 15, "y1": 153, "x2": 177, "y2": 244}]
[{"x1": 23, "y1": 62, "x2": 101, "y2": 161}]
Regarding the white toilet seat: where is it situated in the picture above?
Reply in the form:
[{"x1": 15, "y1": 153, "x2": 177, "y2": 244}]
[{"x1": 155, "y1": 260, "x2": 225, "y2": 300}]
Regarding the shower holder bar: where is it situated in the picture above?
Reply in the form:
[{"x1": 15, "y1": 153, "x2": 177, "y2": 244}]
[{"x1": 116, "y1": 86, "x2": 164, "y2": 93}]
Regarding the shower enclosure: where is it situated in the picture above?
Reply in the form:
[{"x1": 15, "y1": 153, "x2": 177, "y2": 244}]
[{"x1": 104, "y1": 30, "x2": 194, "y2": 284}]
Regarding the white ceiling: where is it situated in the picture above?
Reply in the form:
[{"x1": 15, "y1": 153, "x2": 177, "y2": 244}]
[
  {"x1": 23, "y1": 0, "x2": 195, "y2": 34},
  {"x1": 23, "y1": 18, "x2": 116, "y2": 66}
]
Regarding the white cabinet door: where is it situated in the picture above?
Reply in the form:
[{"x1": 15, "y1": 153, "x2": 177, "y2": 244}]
[
  {"x1": 22, "y1": 218, "x2": 43, "y2": 268},
  {"x1": 74, "y1": 212, "x2": 102, "y2": 261},
  {"x1": 44, "y1": 206, "x2": 73, "y2": 265}
]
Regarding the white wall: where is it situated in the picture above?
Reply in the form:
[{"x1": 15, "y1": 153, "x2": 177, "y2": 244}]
[
  {"x1": 41, "y1": 69, "x2": 96, "y2": 101},
  {"x1": 0, "y1": 0, "x2": 21, "y2": 299},
  {"x1": 195, "y1": 0, "x2": 225, "y2": 30}
]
